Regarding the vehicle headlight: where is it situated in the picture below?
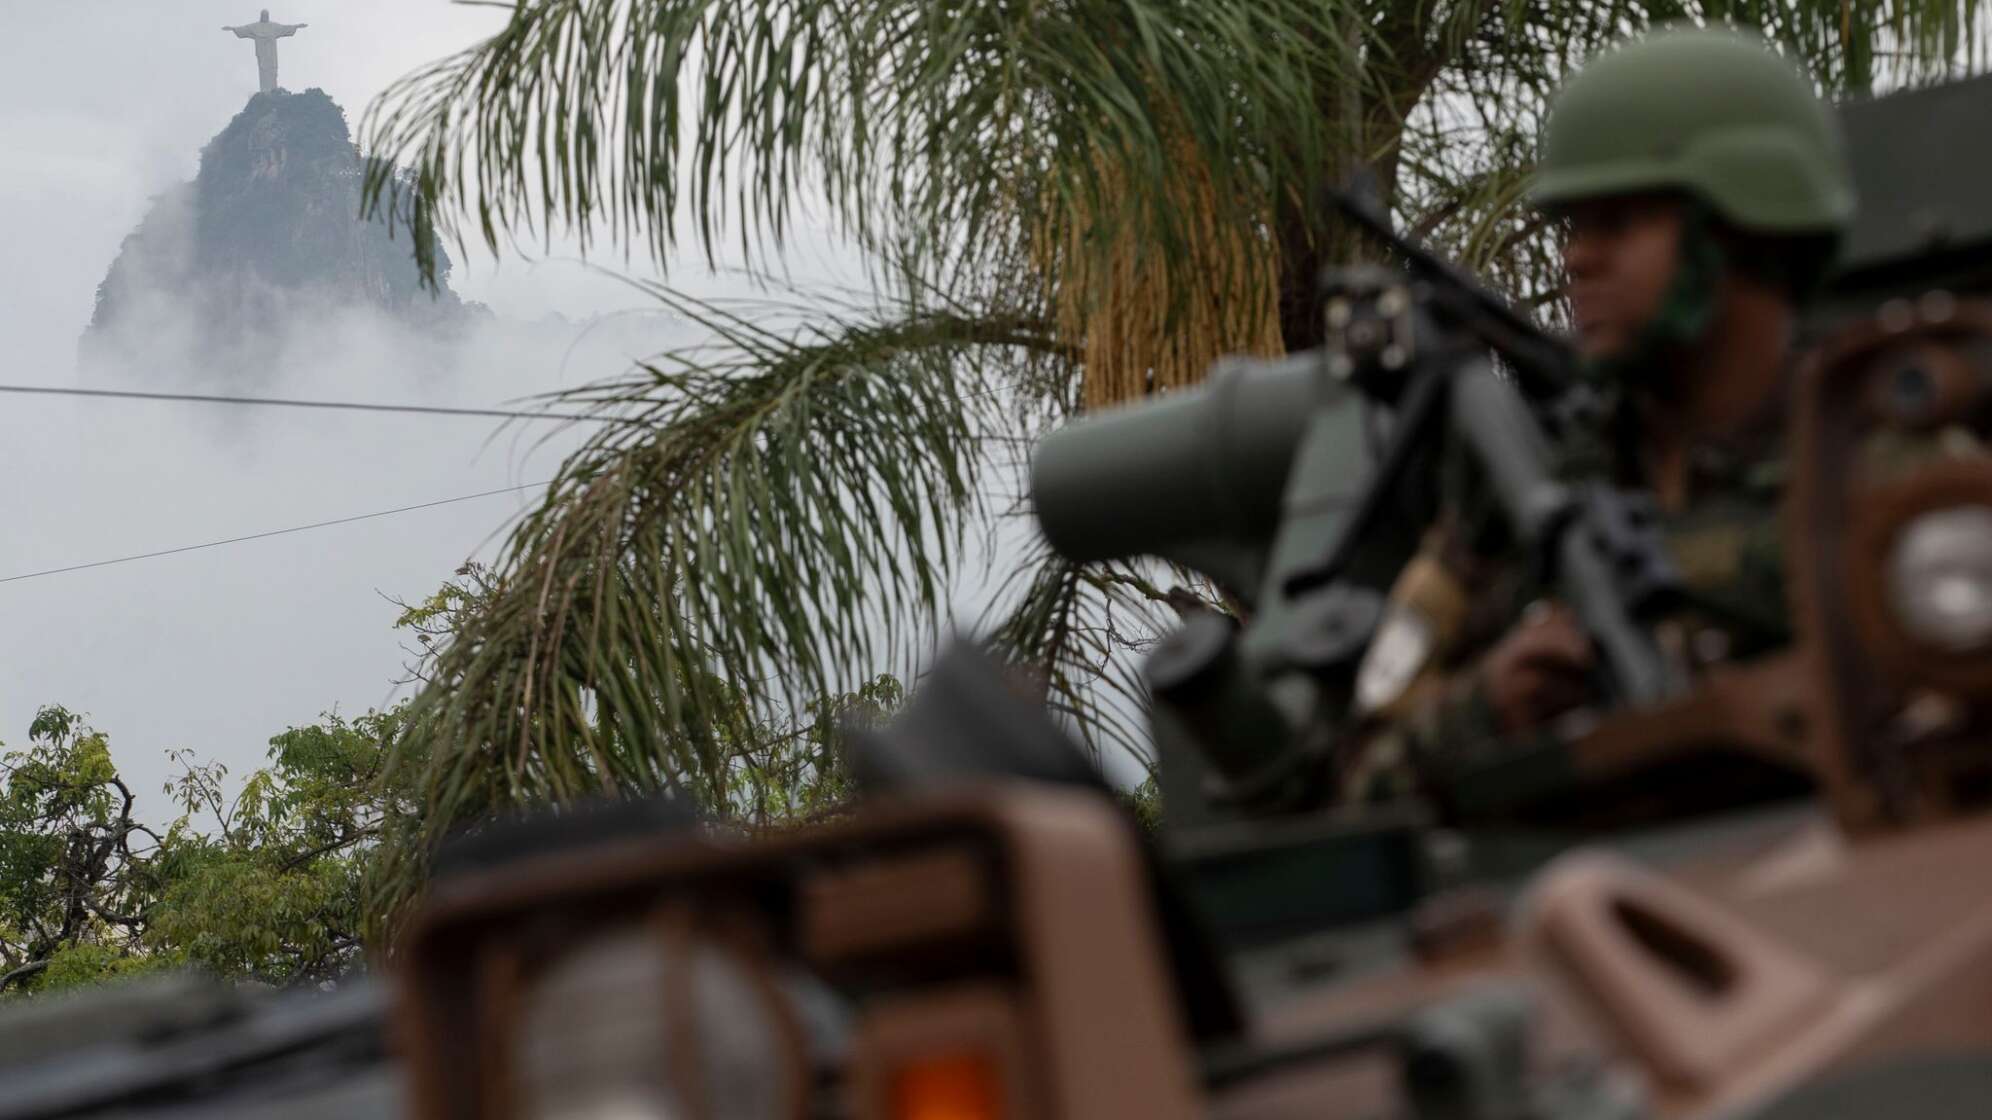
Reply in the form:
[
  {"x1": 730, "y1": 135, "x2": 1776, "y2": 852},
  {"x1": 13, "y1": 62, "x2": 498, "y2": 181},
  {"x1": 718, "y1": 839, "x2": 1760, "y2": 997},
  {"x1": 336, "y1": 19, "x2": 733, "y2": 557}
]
[
  {"x1": 1887, "y1": 505, "x2": 1992, "y2": 652},
  {"x1": 515, "y1": 927, "x2": 798, "y2": 1120}
]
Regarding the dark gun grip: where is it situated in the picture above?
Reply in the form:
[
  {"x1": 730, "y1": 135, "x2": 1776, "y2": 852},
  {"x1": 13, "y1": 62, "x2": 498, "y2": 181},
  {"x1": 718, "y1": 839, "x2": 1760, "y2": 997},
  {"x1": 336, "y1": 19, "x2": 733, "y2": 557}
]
[{"x1": 1448, "y1": 365, "x2": 1685, "y2": 707}]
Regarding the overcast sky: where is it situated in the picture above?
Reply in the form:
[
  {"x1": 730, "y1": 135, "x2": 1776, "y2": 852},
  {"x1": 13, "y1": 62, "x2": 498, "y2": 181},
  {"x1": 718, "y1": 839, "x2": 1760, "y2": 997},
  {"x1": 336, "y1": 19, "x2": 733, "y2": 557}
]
[{"x1": 0, "y1": 2, "x2": 912, "y2": 806}]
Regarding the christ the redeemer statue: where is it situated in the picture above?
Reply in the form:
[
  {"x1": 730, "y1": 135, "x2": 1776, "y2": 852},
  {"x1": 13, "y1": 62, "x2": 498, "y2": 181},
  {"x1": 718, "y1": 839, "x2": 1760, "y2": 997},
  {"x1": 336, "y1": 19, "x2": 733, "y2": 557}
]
[{"x1": 223, "y1": 10, "x2": 308, "y2": 94}]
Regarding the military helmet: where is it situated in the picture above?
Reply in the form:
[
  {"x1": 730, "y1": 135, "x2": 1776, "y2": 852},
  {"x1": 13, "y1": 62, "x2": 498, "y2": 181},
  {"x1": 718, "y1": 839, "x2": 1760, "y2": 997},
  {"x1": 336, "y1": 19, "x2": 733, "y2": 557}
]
[{"x1": 1531, "y1": 26, "x2": 1854, "y2": 239}]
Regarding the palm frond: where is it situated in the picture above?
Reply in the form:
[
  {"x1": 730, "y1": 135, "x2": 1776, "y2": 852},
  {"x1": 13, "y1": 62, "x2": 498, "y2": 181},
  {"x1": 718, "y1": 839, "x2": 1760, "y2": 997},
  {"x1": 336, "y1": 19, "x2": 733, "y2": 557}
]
[
  {"x1": 373, "y1": 287, "x2": 1064, "y2": 911},
  {"x1": 982, "y1": 539, "x2": 1187, "y2": 777},
  {"x1": 1037, "y1": 129, "x2": 1287, "y2": 409},
  {"x1": 361, "y1": 0, "x2": 1986, "y2": 371},
  {"x1": 360, "y1": 0, "x2": 1375, "y2": 398}
]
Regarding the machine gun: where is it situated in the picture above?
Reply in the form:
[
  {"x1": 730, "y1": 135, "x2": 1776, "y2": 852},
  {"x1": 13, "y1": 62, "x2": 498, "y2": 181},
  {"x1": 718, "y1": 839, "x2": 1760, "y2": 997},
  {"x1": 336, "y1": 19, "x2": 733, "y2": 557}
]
[{"x1": 1032, "y1": 181, "x2": 1687, "y2": 821}]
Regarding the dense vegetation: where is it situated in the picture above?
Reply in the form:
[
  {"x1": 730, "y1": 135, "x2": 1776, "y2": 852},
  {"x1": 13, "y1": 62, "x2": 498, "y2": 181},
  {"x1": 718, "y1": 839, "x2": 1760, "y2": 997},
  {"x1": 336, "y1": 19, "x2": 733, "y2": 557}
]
[
  {"x1": 0, "y1": 567, "x2": 901, "y2": 995},
  {"x1": 0, "y1": 705, "x2": 397, "y2": 995}
]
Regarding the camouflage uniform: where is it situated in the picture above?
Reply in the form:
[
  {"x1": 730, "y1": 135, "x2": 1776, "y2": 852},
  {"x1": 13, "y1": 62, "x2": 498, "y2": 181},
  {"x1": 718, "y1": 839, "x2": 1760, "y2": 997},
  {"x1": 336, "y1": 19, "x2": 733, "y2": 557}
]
[
  {"x1": 1339, "y1": 26, "x2": 1853, "y2": 803},
  {"x1": 1340, "y1": 422, "x2": 1789, "y2": 804}
]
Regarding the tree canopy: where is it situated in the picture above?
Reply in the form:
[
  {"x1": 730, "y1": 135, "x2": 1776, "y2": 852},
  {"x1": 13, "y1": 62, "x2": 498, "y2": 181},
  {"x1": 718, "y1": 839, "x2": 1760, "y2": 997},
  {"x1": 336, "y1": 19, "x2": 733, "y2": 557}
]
[
  {"x1": 0, "y1": 706, "x2": 404, "y2": 996},
  {"x1": 0, "y1": 556, "x2": 901, "y2": 992}
]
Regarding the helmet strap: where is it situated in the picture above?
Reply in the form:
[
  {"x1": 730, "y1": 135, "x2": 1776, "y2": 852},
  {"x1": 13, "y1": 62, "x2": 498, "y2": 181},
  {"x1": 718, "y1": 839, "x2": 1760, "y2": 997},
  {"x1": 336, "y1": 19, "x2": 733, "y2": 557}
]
[{"x1": 1583, "y1": 202, "x2": 1726, "y2": 389}]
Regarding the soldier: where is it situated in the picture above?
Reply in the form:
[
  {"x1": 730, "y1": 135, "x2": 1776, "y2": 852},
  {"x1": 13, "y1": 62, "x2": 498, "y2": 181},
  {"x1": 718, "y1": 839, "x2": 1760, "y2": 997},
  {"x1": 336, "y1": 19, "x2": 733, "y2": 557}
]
[{"x1": 1344, "y1": 26, "x2": 1855, "y2": 800}]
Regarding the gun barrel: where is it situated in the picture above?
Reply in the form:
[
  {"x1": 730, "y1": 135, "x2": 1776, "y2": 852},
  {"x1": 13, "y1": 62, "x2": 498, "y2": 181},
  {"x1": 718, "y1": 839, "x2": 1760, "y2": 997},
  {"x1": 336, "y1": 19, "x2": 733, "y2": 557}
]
[{"x1": 1448, "y1": 366, "x2": 1681, "y2": 706}]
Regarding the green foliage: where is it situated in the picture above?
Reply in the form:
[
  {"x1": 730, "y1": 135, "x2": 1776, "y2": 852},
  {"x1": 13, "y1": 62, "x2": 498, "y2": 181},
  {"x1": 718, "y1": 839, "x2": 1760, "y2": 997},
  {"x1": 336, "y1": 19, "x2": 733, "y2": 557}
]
[
  {"x1": 147, "y1": 709, "x2": 416, "y2": 986},
  {"x1": 360, "y1": 297, "x2": 997, "y2": 916},
  {"x1": 0, "y1": 706, "x2": 411, "y2": 997},
  {"x1": 1, "y1": 594, "x2": 894, "y2": 985},
  {"x1": 38, "y1": 943, "x2": 182, "y2": 992},
  {"x1": 371, "y1": 563, "x2": 909, "y2": 930},
  {"x1": 362, "y1": 0, "x2": 1357, "y2": 293},
  {"x1": 362, "y1": 0, "x2": 1977, "y2": 325},
  {"x1": 730, "y1": 673, "x2": 906, "y2": 828},
  {"x1": 0, "y1": 708, "x2": 154, "y2": 996},
  {"x1": 1120, "y1": 777, "x2": 1164, "y2": 834}
]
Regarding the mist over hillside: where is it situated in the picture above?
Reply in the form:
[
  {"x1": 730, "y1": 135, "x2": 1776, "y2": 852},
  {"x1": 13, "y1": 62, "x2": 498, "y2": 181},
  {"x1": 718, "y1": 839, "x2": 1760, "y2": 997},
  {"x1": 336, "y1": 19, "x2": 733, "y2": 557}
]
[
  {"x1": 82, "y1": 88, "x2": 473, "y2": 377},
  {"x1": 4, "y1": 3, "x2": 889, "y2": 805},
  {"x1": 18, "y1": 72, "x2": 704, "y2": 806}
]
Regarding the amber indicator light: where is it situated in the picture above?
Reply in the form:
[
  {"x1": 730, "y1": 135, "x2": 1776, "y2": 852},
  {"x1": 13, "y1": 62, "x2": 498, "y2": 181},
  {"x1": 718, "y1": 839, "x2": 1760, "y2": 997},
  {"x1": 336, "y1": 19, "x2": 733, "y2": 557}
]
[{"x1": 891, "y1": 1052, "x2": 1004, "y2": 1120}]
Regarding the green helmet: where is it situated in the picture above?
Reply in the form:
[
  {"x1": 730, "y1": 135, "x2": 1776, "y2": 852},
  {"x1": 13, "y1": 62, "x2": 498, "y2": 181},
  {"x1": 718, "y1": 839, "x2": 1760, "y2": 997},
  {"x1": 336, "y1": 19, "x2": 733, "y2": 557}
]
[{"x1": 1531, "y1": 26, "x2": 1855, "y2": 240}]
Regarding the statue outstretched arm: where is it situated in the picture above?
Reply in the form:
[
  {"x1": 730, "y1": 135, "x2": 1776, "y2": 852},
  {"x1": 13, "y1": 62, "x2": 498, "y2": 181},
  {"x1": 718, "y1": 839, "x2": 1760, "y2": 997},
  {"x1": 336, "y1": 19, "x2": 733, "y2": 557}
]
[{"x1": 276, "y1": 23, "x2": 308, "y2": 36}]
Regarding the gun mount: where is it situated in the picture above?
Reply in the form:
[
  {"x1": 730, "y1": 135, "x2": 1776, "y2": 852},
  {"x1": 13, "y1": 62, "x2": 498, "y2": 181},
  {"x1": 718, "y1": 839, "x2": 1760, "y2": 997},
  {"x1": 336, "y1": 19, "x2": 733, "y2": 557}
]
[{"x1": 1034, "y1": 225, "x2": 1688, "y2": 829}]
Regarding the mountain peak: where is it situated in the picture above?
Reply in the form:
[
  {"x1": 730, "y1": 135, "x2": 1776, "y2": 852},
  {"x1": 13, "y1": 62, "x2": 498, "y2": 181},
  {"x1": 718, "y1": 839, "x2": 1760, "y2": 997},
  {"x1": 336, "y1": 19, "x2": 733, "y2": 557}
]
[{"x1": 83, "y1": 88, "x2": 467, "y2": 370}]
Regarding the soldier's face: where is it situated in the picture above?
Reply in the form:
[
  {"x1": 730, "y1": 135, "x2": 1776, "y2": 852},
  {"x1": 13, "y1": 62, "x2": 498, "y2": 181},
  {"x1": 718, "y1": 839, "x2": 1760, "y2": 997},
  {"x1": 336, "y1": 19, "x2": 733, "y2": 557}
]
[{"x1": 1559, "y1": 195, "x2": 1685, "y2": 361}]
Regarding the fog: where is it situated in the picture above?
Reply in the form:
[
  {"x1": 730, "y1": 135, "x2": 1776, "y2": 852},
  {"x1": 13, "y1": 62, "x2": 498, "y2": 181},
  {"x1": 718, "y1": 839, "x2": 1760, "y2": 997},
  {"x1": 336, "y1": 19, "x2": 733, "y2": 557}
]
[{"x1": 0, "y1": 2, "x2": 891, "y2": 805}]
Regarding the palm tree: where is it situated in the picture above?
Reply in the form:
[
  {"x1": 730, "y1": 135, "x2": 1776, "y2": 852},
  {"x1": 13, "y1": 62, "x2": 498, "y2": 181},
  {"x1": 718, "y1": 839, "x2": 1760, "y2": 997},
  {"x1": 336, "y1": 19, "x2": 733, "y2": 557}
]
[{"x1": 357, "y1": 0, "x2": 1979, "y2": 922}]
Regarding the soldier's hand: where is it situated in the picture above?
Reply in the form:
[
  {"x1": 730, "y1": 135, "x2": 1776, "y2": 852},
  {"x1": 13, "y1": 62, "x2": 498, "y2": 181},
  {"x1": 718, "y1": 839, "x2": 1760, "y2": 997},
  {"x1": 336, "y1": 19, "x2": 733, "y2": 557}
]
[{"x1": 1479, "y1": 602, "x2": 1594, "y2": 732}]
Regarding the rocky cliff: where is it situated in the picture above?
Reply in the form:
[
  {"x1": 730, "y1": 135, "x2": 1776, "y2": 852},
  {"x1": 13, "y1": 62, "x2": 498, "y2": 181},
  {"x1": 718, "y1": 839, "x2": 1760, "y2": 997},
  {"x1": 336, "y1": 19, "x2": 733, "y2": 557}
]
[{"x1": 84, "y1": 89, "x2": 468, "y2": 368}]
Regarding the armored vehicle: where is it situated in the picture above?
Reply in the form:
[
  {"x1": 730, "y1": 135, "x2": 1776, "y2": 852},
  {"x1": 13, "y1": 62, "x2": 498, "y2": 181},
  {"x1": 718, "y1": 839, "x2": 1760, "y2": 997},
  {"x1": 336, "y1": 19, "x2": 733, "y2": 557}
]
[{"x1": 7, "y1": 69, "x2": 1992, "y2": 1120}]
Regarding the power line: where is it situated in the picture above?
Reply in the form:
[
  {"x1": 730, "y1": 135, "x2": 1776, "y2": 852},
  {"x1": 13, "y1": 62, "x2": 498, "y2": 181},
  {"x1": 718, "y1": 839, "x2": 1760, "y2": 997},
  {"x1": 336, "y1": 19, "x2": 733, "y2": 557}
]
[
  {"x1": 0, "y1": 383, "x2": 622, "y2": 424},
  {"x1": 0, "y1": 482, "x2": 550, "y2": 586}
]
